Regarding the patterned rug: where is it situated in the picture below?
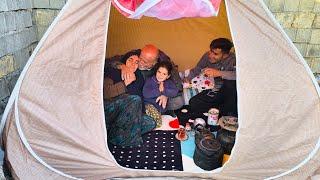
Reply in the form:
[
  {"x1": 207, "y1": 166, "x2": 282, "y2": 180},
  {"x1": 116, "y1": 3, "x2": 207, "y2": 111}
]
[{"x1": 109, "y1": 130, "x2": 183, "y2": 171}]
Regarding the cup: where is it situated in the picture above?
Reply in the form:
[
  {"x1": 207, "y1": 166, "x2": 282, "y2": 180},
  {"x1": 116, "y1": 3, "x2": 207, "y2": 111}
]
[
  {"x1": 177, "y1": 127, "x2": 187, "y2": 140},
  {"x1": 185, "y1": 123, "x2": 191, "y2": 131},
  {"x1": 208, "y1": 108, "x2": 219, "y2": 125}
]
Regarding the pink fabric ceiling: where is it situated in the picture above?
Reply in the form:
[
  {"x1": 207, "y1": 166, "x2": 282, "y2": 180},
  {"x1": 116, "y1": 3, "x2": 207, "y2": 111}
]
[{"x1": 112, "y1": 0, "x2": 222, "y2": 20}]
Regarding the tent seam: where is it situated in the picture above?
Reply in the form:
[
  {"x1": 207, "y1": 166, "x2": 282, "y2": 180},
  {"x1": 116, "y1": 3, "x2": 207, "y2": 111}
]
[
  {"x1": 220, "y1": 0, "x2": 239, "y2": 171},
  {"x1": 102, "y1": 0, "x2": 122, "y2": 169},
  {"x1": 14, "y1": 95, "x2": 80, "y2": 180}
]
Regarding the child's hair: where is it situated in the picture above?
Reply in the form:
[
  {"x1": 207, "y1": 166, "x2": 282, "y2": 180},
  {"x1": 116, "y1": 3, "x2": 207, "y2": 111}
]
[{"x1": 154, "y1": 61, "x2": 173, "y2": 76}]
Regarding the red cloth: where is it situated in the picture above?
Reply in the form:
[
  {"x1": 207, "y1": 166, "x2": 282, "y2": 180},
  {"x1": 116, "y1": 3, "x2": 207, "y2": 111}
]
[
  {"x1": 112, "y1": 0, "x2": 222, "y2": 20},
  {"x1": 169, "y1": 118, "x2": 180, "y2": 128},
  {"x1": 111, "y1": 0, "x2": 144, "y2": 16}
]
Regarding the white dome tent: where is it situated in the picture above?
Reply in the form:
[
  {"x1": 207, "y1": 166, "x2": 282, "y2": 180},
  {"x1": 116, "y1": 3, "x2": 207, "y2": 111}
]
[{"x1": 1, "y1": 0, "x2": 320, "y2": 179}]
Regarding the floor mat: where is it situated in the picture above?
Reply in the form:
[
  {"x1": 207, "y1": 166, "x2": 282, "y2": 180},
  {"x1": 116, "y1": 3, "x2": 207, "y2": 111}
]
[{"x1": 109, "y1": 130, "x2": 183, "y2": 171}]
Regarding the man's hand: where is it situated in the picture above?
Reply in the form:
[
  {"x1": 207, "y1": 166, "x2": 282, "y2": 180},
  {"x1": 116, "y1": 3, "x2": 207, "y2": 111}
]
[
  {"x1": 156, "y1": 95, "x2": 168, "y2": 109},
  {"x1": 120, "y1": 64, "x2": 135, "y2": 81},
  {"x1": 203, "y1": 68, "x2": 221, "y2": 77},
  {"x1": 159, "y1": 82, "x2": 164, "y2": 92},
  {"x1": 124, "y1": 74, "x2": 136, "y2": 86}
]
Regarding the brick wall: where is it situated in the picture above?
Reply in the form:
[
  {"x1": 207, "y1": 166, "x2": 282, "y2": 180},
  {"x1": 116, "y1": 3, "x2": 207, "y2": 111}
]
[
  {"x1": 0, "y1": 0, "x2": 65, "y2": 118},
  {"x1": 32, "y1": 0, "x2": 65, "y2": 40},
  {"x1": 0, "y1": 0, "x2": 37, "y2": 117},
  {"x1": 265, "y1": 0, "x2": 320, "y2": 73}
]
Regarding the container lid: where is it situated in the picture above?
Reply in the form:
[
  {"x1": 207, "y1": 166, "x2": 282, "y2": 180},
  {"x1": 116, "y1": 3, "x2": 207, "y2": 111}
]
[
  {"x1": 218, "y1": 116, "x2": 238, "y2": 132},
  {"x1": 197, "y1": 138, "x2": 221, "y2": 156}
]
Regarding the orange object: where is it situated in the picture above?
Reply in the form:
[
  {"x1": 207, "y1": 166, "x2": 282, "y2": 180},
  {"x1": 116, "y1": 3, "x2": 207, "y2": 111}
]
[
  {"x1": 175, "y1": 127, "x2": 188, "y2": 141},
  {"x1": 222, "y1": 154, "x2": 230, "y2": 165}
]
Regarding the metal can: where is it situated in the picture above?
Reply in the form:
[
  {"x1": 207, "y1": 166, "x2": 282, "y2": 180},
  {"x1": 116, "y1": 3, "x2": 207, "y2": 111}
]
[
  {"x1": 208, "y1": 108, "x2": 219, "y2": 125},
  {"x1": 185, "y1": 123, "x2": 191, "y2": 131}
]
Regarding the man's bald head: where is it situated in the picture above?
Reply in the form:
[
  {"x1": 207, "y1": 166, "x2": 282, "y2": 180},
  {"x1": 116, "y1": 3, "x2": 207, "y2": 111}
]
[{"x1": 139, "y1": 44, "x2": 159, "y2": 70}]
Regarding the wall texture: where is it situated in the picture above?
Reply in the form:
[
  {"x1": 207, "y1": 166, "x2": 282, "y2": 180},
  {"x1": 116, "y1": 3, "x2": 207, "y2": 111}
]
[
  {"x1": 0, "y1": 0, "x2": 65, "y2": 118},
  {"x1": 264, "y1": 0, "x2": 320, "y2": 72},
  {"x1": 0, "y1": 0, "x2": 319, "y2": 117},
  {"x1": 0, "y1": 0, "x2": 37, "y2": 117}
]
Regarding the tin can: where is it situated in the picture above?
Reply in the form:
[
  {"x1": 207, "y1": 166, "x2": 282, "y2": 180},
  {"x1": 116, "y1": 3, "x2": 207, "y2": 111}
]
[
  {"x1": 185, "y1": 123, "x2": 191, "y2": 131},
  {"x1": 208, "y1": 108, "x2": 219, "y2": 125}
]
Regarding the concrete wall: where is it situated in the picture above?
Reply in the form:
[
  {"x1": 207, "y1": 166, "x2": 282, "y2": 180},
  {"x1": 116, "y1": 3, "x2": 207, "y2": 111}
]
[
  {"x1": 265, "y1": 0, "x2": 320, "y2": 73},
  {"x1": 0, "y1": 0, "x2": 66, "y2": 118},
  {"x1": 32, "y1": 0, "x2": 65, "y2": 40},
  {"x1": 0, "y1": 0, "x2": 37, "y2": 117},
  {"x1": 0, "y1": 0, "x2": 320, "y2": 117}
]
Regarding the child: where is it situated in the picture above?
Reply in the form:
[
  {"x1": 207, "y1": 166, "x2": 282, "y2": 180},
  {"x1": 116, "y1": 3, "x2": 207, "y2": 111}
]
[{"x1": 143, "y1": 61, "x2": 179, "y2": 127}]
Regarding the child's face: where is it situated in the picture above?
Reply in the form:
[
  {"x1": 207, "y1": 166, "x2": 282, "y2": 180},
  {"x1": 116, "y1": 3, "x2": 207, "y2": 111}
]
[{"x1": 156, "y1": 67, "x2": 170, "y2": 82}]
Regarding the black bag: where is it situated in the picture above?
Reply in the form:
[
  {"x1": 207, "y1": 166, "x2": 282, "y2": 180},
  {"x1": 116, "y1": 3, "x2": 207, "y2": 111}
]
[
  {"x1": 219, "y1": 80, "x2": 237, "y2": 116},
  {"x1": 216, "y1": 128, "x2": 236, "y2": 155}
]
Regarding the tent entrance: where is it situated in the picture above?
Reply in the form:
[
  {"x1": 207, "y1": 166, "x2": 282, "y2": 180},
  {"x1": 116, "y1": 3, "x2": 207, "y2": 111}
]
[
  {"x1": 104, "y1": 1, "x2": 237, "y2": 172},
  {"x1": 106, "y1": 1, "x2": 232, "y2": 71}
]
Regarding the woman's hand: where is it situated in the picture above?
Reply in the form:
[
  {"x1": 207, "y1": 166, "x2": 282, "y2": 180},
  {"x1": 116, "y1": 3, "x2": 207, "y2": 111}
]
[
  {"x1": 124, "y1": 74, "x2": 136, "y2": 86},
  {"x1": 120, "y1": 65, "x2": 135, "y2": 81}
]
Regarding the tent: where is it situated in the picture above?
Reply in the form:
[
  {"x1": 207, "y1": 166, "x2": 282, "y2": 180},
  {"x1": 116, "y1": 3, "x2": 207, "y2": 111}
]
[{"x1": 1, "y1": 0, "x2": 320, "y2": 179}]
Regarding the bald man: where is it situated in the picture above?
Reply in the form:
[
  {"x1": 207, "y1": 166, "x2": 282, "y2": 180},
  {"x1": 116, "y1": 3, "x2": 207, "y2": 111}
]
[
  {"x1": 138, "y1": 44, "x2": 159, "y2": 71},
  {"x1": 105, "y1": 44, "x2": 184, "y2": 113}
]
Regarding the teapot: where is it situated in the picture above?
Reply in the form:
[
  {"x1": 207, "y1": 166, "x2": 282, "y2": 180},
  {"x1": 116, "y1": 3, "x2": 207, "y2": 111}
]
[{"x1": 193, "y1": 118, "x2": 206, "y2": 130}]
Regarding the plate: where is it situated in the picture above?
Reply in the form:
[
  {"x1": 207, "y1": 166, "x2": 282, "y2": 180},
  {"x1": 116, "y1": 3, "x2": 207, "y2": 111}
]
[{"x1": 218, "y1": 116, "x2": 238, "y2": 132}]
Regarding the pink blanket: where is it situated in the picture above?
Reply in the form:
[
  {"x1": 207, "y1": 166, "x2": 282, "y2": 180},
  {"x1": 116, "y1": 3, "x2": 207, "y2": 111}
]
[{"x1": 112, "y1": 0, "x2": 222, "y2": 20}]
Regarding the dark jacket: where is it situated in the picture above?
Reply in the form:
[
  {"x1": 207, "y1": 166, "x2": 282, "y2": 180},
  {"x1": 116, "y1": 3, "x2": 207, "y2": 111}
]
[{"x1": 104, "y1": 66, "x2": 144, "y2": 99}]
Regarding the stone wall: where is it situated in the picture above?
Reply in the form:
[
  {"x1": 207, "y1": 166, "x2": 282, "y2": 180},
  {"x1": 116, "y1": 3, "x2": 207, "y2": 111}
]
[
  {"x1": 0, "y1": 0, "x2": 320, "y2": 117},
  {"x1": 32, "y1": 0, "x2": 65, "y2": 40},
  {"x1": 0, "y1": 0, "x2": 37, "y2": 117},
  {"x1": 0, "y1": 0, "x2": 65, "y2": 118},
  {"x1": 265, "y1": 0, "x2": 320, "y2": 73}
]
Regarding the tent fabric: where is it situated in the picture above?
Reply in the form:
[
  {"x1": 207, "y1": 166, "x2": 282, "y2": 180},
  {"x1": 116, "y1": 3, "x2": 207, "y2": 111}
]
[
  {"x1": 0, "y1": 0, "x2": 319, "y2": 179},
  {"x1": 3, "y1": 108, "x2": 66, "y2": 180},
  {"x1": 112, "y1": 0, "x2": 144, "y2": 16},
  {"x1": 112, "y1": 0, "x2": 222, "y2": 20}
]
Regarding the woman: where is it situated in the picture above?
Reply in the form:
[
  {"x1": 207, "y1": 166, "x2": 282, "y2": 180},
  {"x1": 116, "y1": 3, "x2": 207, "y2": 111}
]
[{"x1": 104, "y1": 51, "x2": 156, "y2": 147}]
